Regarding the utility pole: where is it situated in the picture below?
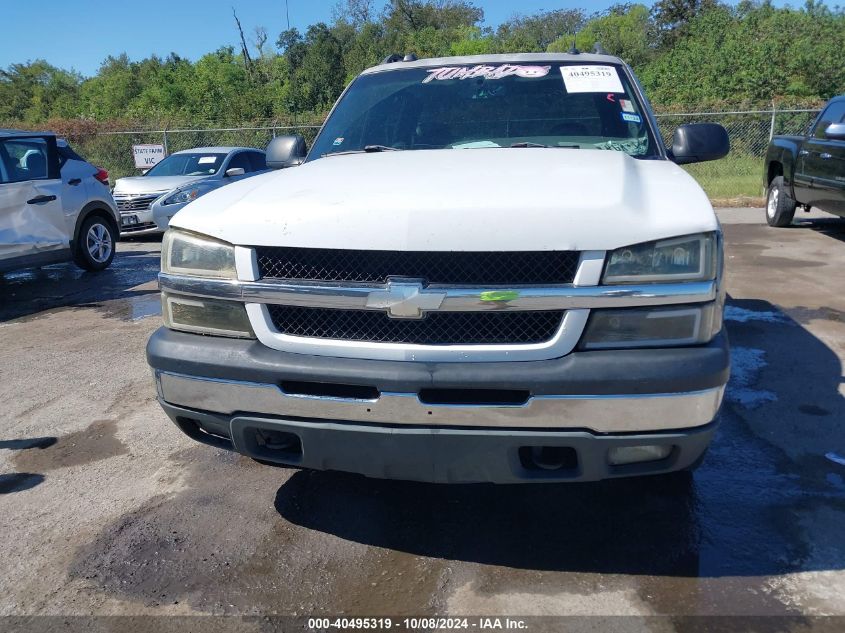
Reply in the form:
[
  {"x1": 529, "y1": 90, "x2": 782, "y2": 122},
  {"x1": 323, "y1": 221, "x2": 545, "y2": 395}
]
[
  {"x1": 286, "y1": 0, "x2": 297, "y2": 127},
  {"x1": 769, "y1": 99, "x2": 777, "y2": 141}
]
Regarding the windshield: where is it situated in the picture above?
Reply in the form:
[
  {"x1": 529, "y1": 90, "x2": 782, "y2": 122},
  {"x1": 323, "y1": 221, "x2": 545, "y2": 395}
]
[
  {"x1": 309, "y1": 62, "x2": 658, "y2": 161},
  {"x1": 145, "y1": 153, "x2": 226, "y2": 176}
]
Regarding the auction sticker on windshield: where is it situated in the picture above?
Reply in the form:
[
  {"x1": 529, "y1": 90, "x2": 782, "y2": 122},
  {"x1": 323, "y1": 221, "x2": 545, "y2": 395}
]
[{"x1": 561, "y1": 65, "x2": 624, "y2": 94}]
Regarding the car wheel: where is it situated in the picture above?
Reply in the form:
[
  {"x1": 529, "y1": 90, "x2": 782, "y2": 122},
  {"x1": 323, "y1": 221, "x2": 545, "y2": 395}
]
[
  {"x1": 765, "y1": 176, "x2": 797, "y2": 227},
  {"x1": 74, "y1": 215, "x2": 116, "y2": 271}
]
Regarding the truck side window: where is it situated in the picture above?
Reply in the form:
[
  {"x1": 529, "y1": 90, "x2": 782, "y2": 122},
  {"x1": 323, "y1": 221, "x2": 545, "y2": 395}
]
[{"x1": 812, "y1": 102, "x2": 845, "y2": 139}]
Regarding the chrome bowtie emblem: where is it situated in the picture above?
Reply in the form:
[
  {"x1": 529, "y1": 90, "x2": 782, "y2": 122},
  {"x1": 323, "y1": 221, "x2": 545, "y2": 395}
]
[{"x1": 365, "y1": 279, "x2": 446, "y2": 319}]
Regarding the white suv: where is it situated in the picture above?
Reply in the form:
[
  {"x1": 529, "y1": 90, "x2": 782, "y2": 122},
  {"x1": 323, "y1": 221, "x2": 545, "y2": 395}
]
[{"x1": 0, "y1": 130, "x2": 120, "y2": 273}]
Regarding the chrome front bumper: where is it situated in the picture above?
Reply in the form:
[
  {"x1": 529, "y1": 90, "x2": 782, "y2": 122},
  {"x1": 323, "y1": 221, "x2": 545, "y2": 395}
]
[
  {"x1": 147, "y1": 328, "x2": 728, "y2": 482},
  {"x1": 154, "y1": 371, "x2": 723, "y2": 434}
]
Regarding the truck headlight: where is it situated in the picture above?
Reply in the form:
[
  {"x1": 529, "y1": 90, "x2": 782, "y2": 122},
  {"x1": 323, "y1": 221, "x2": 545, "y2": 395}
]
[
  {"x1": 603, "y1": 233, "x2": 717, "y2": 284},
  {"x1": 580, "y1": 303, "x2": 720, "y2": 349},
  {"x1": 161, "y1": 229, "x2": 236, "y2": 279},
  {"x1": 163, "y1": 188, "x2": 200, "y2": 206},
  {"x1": 162, "y1": 292, "x2": 254, "y2": 338},
  {"x1": 160, "y1": 230, "x2": 253, "y2": 337}
]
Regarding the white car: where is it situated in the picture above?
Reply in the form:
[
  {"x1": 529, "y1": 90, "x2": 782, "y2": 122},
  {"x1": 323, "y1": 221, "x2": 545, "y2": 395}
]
[
  {"x1": 147, "y1": 52, "x2": 731, "y2": 483},
  {"x1": 1, "y1": 130, "x2": 120, "y2": 273},
  {"x1": 112, "y1": 147, "x2": 268, "y2": 237}
]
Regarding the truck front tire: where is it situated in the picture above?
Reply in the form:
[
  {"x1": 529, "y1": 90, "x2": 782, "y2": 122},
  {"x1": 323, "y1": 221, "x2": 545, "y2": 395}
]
[{"x1": 765, "y1": 176, "x2": 797, "y2": 227}]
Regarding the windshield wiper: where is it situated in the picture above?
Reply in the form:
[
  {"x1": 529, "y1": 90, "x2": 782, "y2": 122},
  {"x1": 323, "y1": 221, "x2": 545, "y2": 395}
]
[
  {"x1": 363, "y1": 144, "x2": 402, "y2": 152},
  {"x1": 510, "y1": 142, "x2": 581, "y2": 149},
  {"x1": 510, "y1": 142, "x2": 549, "y2": 148},
  {"x1": 324, "y1": 144, "x2": 403, "y2": 157}
]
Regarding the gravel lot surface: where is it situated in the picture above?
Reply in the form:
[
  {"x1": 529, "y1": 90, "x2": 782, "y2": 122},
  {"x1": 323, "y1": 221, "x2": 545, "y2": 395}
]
[{"x1": 1, "y1": 208, "x2": 844, "y2": 630}]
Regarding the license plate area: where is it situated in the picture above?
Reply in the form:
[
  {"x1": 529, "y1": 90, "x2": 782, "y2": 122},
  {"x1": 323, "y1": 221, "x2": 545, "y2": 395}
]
[{"x1": 121, "y1": 214, "x2": 140, "y2": 227}]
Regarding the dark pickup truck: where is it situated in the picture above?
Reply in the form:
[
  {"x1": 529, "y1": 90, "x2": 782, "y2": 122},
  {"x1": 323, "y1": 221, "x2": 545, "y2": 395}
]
[{"x1": 763, "y1": 95, "x2": 845, "y2": 226}]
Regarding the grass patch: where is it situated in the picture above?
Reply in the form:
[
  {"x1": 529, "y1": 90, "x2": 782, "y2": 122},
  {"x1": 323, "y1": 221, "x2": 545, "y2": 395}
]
[{"x1": 683, "y1": 155, "x2": 764, "y2": 200}]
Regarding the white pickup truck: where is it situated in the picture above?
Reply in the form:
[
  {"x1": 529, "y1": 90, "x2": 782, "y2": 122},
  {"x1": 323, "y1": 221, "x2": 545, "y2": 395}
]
[{"x1": 147, "y1": 52, "x2": 731, "y2": 483}]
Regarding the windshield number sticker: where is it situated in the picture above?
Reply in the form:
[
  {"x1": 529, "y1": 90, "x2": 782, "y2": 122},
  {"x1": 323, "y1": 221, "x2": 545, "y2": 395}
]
[
  {"x1": 561, "y1": 65, "x2": 624, "y2": 94},
  {"x1": 620, "y1": 99, "x2": 635, "y2": 113},
  {"x1": 621, "y1": 112, "x2": 642, "y2": 123},
  {"x1": 422, "y1": 64, "x2": 551, "y2": 84},
  {"x1": 198, "y1": 156, "x2": 217, "y2": 164}
]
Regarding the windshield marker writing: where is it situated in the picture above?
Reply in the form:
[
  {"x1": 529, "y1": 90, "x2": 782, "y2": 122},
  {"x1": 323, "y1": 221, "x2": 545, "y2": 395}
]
[{"x1": 422, "y1": 64, "x2": 550, "y2": 84}]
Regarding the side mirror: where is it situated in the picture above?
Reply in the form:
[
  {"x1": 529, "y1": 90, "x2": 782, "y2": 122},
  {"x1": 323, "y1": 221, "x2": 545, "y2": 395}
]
[
  {"x1": 225, "y1": 167, "x2": 246, "y2": 177},
  {"x1": 824, "y1": 123, "x2": 845, "y2": 141},
  {"x1": 669, "y1": 123, "x2": 730, "y2": 165},
  {"x1": 266, "y1": 135, "x2": 307, "y2": 169}
]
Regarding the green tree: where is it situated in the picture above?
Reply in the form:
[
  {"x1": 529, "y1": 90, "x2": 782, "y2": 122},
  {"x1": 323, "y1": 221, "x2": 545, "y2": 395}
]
[
  {"x1": 548, "y1": 4, "x2": 654, "y2": 67},
  {"x1": 638, "y1": 3, "x2": 845, "y2": 107},
  {"x1": 79, "y1": 54, "x2": 140, "y2": 120},
  {"x1": 0, "y1": 60, "x2": 82, "y2": 123},
  {"x1": 651, "y1": 0, "x2": 722, "y2": 47},
  {"x1": 3, "y1": 0, "x2": 844, "y2": 127},
  {"x1": 383, "y1": 0, "x2": 483, "y2": 56},
  {"x1": 450, "y1": 25, "x2": 496, "y2": 56},
  {"x1": 496, "y1": 9, "x2": 585, "y2": 53},
  {"x1": 293, "y1": 24, "x2": 347, "y2": 113}
]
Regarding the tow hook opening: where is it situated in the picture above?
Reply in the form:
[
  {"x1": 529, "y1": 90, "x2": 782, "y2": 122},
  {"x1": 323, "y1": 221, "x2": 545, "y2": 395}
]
[
  {"x1": 280, "y1": 380, "x2": 380, "y2": 401},
  {"x1": 174, "y1": 416, "x2": 232, "y2": 449},
  {"x1": 519, "y1": 445, "x2": 579, "y2": 473},
  {"x1": 254, "y1": 429, "x2": 302, "y2": 459},
  {"x1": 419, "y1": 388, "x2": 530, "y2": 406}
]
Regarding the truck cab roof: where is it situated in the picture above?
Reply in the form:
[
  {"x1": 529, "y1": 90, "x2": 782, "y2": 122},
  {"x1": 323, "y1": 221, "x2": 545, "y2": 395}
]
[{"x1": 362, "y1": 52, "x2": 627, "y2": 76}]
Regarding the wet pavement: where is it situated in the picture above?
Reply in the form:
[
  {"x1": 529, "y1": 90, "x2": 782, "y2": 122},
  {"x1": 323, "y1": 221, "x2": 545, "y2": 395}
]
[{"x1": 1, "y1": 212, "x2": 844, "y2": 627}]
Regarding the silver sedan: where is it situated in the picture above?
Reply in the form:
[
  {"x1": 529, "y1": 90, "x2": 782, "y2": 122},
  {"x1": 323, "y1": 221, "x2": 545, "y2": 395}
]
[{"x1": 112, "y1": 146, "x2": 268, "y2": 237}]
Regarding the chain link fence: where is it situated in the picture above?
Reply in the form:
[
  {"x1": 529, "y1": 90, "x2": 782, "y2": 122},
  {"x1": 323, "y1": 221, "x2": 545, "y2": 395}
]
[
  {"x1": 67, "y1": 109, "x2": 821, "y2": 203},
  {"x1": 654, "y1": 108, "x2": 820, "y2": 202},
  {"x1": 71, "y1": 124, "x2": 323, "y2": 184}
]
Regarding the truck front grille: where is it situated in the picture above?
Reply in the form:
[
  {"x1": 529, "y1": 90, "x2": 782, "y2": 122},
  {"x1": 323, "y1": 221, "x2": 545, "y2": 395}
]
[
  {"x1": 114, "y1": 194, "x2": 160, "y2": 212},
  {"x1": 267, "y1": 306, "x2": 565, "y2": 346},
  {"x1": 255, "y1": 247, "x2": 579, "y2": 285}
]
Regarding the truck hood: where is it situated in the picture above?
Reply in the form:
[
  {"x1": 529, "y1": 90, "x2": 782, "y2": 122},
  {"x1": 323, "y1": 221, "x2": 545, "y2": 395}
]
[
  {"x1": 171, "y1": 148, "x2": 717, "y2": 252},
  {"x1": 113, "y1": 175, "x2": 207, "y2": 196}
]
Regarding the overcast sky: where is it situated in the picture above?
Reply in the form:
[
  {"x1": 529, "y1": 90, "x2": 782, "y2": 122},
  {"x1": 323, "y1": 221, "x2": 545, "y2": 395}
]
[{"x1": 1, "y1": 0, "x2": 800, "y2": 77}]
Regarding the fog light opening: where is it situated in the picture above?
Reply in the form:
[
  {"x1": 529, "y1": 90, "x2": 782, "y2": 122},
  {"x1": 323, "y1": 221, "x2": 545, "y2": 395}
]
[
  {"x1": 519, "y1": 446, "x2": 578, "y2": 472},
  {"x1": 255, "y1": 429, "x2": 302, "y2": 456},
  {"x1": 608, "y1": 444, "x2": 673, "y2": 466}
]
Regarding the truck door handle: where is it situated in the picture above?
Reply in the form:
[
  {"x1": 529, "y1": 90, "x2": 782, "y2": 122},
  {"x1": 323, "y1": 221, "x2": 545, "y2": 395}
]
[
  {"x1": 26, "y1": 195, "x2": 57, "y2": 204},
  {"x1": 798, "y1": 149, "x2": 809, "y2": 156},
  {"x1": 68, "y1": 178, "x2": 82, "y2": 186},
  {"x1": 820, "y1": 152, "x2": 833, "y2": 160}
]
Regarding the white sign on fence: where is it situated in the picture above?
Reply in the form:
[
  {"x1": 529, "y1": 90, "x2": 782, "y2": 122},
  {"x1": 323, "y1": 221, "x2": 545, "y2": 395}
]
[{"x1": 132, "y1": 144, "x2": 166, "y2": 169}]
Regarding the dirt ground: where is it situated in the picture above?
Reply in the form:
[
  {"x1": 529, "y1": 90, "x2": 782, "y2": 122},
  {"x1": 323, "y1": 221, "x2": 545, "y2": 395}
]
[{"x1": 1, "y1": 208, "x2": 844, "y2": 631}]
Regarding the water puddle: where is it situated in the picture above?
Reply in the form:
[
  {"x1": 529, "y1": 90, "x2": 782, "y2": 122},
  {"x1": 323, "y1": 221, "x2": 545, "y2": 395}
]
[
  {"x1": 94, "y1": 292, "x2": 162, "y2": 322},
  {"x1": 12, "y1": 419, "x2": 128, "y2": 472},
  {"x1": 727, "y1": 346, "x2": 777, "y2": 409}
]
